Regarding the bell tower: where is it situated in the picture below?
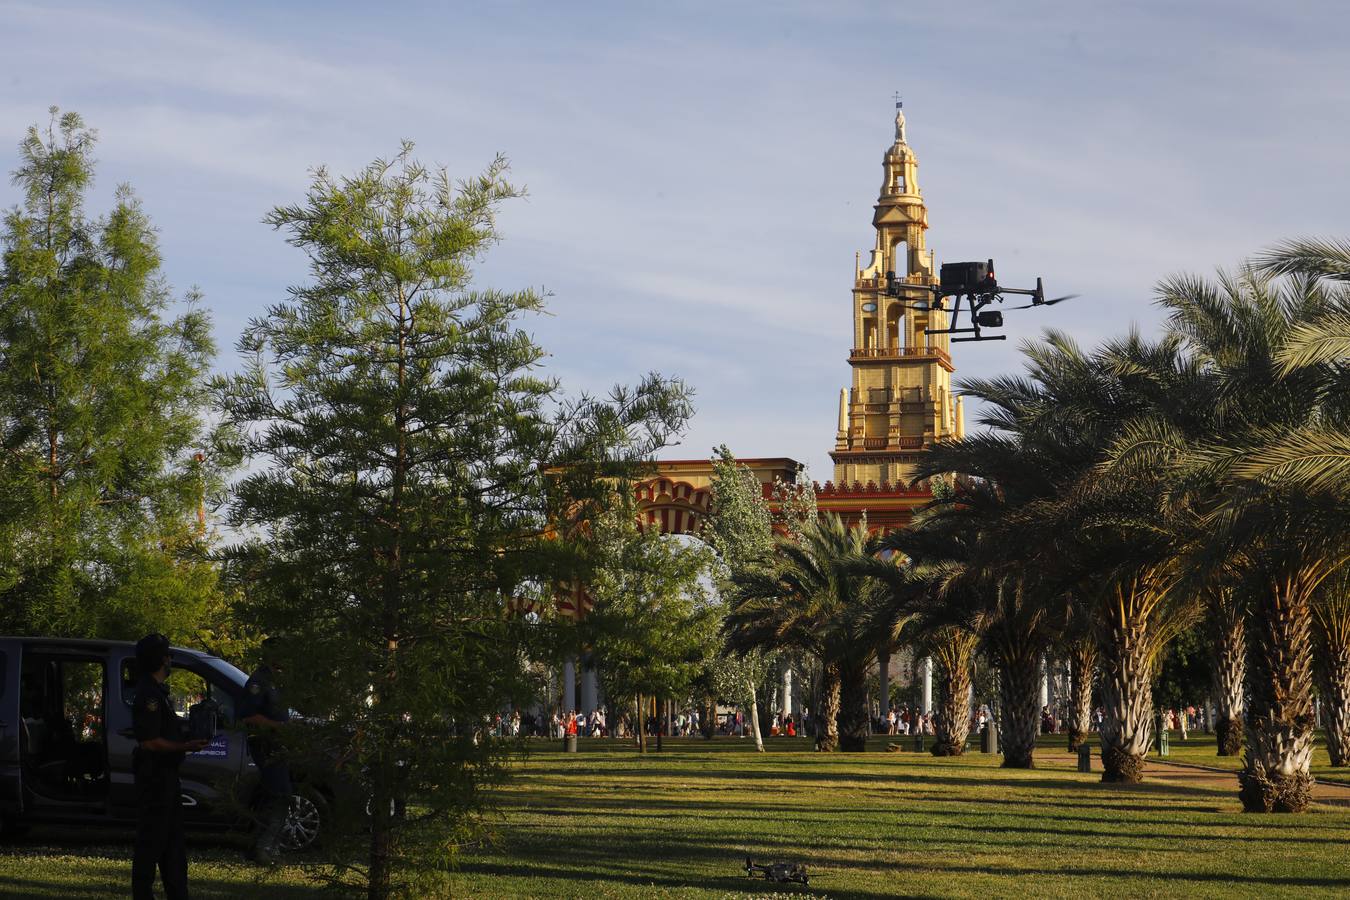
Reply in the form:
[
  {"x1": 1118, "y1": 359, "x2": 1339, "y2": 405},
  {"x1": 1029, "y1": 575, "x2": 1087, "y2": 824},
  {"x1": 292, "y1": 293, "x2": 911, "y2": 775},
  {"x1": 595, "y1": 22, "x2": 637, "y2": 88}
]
[{"x1": 830, "y1": 102, "x2": 965, "y2": 488}]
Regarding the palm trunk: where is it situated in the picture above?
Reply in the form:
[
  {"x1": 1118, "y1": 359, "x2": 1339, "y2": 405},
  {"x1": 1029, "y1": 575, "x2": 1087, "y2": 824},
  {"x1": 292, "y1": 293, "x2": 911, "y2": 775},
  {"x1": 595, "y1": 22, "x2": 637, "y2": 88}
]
[
  {"x1": 1210, "y1": 594, "x2": 1247, "y2": 757},
  {"x1": 1067, "y1": 639, "x2": 1096, "y2": 753},
  {"x1": 1098, "y1": 579, "x2": 1157, "y2": 784},
  {"x1": 1314, "y1": 598, "x2": 1350, "y2": 768},
  {"x1": 931, "y1": 629, "x2": 976, "y2": 756},
  {"x1": 817, "y1": 661, "x2": 841, "y2": 752},
  {"x1": 1240, "y1": 576, "x2": 1316, "y2": 813},
  {"x1": 997, "y1": 640, "x2": 1041, "y2": 768},
  {"x1": 837, "y1": 661, "x2": 870, "y2": 752},
  {"x1": 748, "y1": 679, "x2": 765, "y2": 752}
]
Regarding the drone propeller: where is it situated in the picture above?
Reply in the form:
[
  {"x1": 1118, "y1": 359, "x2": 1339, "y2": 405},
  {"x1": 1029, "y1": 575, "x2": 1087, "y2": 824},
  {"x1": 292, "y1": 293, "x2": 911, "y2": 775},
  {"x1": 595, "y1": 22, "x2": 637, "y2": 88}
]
[{"x1": 1007, "y1": 294, "x2": 1079, "y2": 310}]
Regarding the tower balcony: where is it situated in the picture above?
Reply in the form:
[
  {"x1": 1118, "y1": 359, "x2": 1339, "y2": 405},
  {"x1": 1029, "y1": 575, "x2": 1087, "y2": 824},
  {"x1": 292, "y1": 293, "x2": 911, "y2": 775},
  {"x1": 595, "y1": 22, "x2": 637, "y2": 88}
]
[
  {"x1": 860, "y1": 436, "x2": 925, "y2": 451},
  {"x1": 849, "y1": 345, "x2": 953, "y2": 370}
]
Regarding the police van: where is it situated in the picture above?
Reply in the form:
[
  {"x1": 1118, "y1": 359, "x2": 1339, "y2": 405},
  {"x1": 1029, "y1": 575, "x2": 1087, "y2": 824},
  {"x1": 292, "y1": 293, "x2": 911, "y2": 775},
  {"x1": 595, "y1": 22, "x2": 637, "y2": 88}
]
[{"x1": 0, "y1": 636, "x2": 324, "y2": 849}]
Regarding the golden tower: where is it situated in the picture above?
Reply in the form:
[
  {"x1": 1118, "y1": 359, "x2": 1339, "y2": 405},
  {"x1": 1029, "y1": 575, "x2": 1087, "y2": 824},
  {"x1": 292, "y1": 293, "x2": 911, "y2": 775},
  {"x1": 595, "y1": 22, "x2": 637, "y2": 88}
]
[{"x1": 830, "y1": 104, "x2": 965, "y2": 487}]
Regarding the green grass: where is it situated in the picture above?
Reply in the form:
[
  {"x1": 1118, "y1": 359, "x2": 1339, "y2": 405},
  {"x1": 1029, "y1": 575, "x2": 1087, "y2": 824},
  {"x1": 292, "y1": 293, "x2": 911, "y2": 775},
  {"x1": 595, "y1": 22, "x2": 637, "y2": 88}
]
[
  {"x1": 2, "y1": 737, "x2": 1348, "y2": 898},
  {"x1": 1126, "y1": 731, "x2": 1350, "y2": 786}
]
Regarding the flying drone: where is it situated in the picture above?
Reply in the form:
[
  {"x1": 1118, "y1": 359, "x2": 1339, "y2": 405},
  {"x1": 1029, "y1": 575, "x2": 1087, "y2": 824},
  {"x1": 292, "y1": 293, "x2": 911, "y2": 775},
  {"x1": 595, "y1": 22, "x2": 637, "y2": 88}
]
[{"x1": 884, "y1": 259, "x2": 1078, "y2": 343}]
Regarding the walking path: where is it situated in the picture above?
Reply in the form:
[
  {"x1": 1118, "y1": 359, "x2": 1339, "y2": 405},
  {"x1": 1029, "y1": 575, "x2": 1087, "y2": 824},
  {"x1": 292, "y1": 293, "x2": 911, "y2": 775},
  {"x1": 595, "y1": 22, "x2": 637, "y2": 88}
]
[{"x1": 1034, "y1": 749, "x2": 1350, "y2": 809}]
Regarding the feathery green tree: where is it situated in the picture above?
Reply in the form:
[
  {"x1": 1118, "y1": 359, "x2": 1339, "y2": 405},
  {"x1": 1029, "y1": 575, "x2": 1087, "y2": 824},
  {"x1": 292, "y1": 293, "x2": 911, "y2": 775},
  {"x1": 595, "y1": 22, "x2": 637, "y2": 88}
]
[
  {"x1": 216, "y1": 145, "x2": 691, "y2": 897},
  {"x1": 0, "y1": 107, "x2": 223, "y2": 642}
]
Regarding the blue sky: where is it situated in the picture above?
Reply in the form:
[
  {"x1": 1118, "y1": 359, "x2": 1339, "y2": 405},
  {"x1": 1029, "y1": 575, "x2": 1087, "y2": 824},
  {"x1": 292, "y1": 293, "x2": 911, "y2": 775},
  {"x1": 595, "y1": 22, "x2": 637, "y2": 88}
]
[{"x1": 3, "y1": 1, "x2": 1347, "y2": 479}]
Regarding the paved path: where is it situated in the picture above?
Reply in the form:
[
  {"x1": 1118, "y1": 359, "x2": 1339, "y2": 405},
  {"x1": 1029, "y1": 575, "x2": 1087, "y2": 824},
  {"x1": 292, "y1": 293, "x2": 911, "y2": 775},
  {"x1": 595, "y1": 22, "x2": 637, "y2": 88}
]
[{"x1": 1033, "y1": 749, "x2": 1350, "y2": 809}]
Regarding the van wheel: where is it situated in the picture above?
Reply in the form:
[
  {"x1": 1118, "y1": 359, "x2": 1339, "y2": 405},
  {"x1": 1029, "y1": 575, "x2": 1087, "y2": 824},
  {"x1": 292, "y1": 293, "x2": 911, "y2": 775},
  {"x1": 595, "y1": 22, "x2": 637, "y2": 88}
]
[{"x1": 280, "y1": 787, "x2": 326, "y2": 852}]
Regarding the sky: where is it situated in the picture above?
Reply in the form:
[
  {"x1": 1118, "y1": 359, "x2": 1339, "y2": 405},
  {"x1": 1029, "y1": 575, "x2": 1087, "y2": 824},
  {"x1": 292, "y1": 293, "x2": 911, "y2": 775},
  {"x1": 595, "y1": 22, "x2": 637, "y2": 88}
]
[{"x1": 3, "y1": 1, "x2": 1348, "y2": 481}]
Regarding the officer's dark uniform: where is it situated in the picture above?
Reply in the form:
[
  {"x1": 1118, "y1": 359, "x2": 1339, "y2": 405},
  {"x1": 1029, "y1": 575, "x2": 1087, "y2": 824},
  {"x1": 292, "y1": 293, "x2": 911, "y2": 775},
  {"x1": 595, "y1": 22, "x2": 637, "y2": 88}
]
[
  {"x1": 131, "y1": 652, "x2": 189, "y2": 900},
  {"x1": 239, "y1": 664, "x2": 291, "y2": 858}
]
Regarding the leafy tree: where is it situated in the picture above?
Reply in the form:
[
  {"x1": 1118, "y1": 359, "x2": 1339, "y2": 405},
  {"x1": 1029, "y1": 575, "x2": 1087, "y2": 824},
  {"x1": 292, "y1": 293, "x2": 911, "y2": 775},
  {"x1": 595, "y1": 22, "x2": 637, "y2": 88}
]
[
  {"x1": 582, "y1": 502, "x2": 717, "y2": 754},
  {"x1": 0, "y1": 107, "x2": 224, "y2": 642},
  {"x1": 216, "y1": 145, "x2": 691, "y2": 898},
  {"x1": 1151, "y1": 623, "x2": 1209, "y2": 712},
  {"x1": 704, "y1": 445, "x2": 776, "y2": 751}
]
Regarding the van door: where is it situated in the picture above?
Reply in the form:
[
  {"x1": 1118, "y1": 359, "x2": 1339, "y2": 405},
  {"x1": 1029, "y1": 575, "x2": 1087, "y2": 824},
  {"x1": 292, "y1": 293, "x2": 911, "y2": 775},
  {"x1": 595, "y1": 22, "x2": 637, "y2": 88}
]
[
  {"x1": 0, "y1": 643, "x2": 22, "y2": 815},
  {"x1": 109, "y1": 654, "x2": 248, "y2": 822}
]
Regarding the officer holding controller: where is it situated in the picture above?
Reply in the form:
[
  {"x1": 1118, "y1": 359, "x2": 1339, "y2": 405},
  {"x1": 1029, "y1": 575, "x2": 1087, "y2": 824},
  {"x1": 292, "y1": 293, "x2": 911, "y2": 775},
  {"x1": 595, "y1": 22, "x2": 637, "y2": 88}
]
[{"x1": 131, "y1": 633, "x2": 209, "y2": 900}]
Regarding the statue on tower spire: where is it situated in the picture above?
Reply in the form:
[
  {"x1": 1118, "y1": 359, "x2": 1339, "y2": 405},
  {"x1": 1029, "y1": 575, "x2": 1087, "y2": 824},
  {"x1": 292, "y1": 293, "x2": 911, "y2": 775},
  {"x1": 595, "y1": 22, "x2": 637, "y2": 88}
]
[{"x1": 893, "y1": 95, "x2": 906, "y2": 144}]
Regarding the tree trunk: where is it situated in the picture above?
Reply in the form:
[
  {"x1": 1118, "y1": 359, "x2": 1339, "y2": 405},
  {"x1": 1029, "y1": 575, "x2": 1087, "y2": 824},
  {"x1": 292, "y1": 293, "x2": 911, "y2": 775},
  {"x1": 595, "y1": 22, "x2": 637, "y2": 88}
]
[
  {"x1": 998, "y1": 640, "x2": 1041, "y2": 768},
  {"x1": 1240, "y1": 577, "x2": 1316, "y2": 812},
  {"x1": 701, "y1": 696, "x2": 715, "y2": 739},
  {"x1": 817, "y1": 662, "x2": 841, "y2": 752},
  {"x1": 931, "y1": 629, "x2": 976, "y2": 756},
  {"x1": 368, "y1": 749, "x2": 393, "y2": 900},
  {"x1": 655, "y1": 697, "x2": 663, "y2": 752},
  {"x1": 1067, "y1": 639, "x2": 1096, "y2": 753},
  {"x1": 837, "y1": 661, "x2": 870, "y2": 752},
  {"x1": 1098, "y1": 579, "x2": 1157, "y2": 784},
  {"x1": 748, "y1": 679, "x2": 765, "y2": 752},
  {"x1": 1210, "y1": 591, "x2": 1247, "y2": 757},
  {"x1": 635, "y1": 693, "x2": 646, "y2": 755},
  {"x1": 1315, "y1": 599, "x2": 1350, "y2": 768}
]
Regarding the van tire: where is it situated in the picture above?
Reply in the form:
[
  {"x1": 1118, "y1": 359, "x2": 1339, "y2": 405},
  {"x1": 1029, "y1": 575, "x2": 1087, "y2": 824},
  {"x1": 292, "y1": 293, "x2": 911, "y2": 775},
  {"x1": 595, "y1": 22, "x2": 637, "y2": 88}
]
[{"x1": 280, "y1": 785, "x2": 327, "y2": 852}]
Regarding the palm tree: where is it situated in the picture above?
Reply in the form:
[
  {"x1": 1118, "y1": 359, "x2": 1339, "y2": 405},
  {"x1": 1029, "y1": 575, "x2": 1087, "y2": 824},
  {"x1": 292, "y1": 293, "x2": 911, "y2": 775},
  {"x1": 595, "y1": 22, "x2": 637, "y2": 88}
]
[
  {"x1": 917, "y1": 331, "x2": 1194, "y2": 780},
  {"x1": 725, "y1": 514, "x2": 882, "y2": 752},
  {"x1": 927, "y1": 625, "x2": 978, "y2": 756},
  {"x1": 1206, "y1": 587, "x2": 1248, "y2": 756},
  {"x1": 869, "y1": 479, "x2": 1051, "y2": 767},
  {"x1": 1125, "y1": 258, "x2": 1346, "y2": 810},
  {"x1": 1313, "y1": 570, "x2": 1350, "y2": 767}
]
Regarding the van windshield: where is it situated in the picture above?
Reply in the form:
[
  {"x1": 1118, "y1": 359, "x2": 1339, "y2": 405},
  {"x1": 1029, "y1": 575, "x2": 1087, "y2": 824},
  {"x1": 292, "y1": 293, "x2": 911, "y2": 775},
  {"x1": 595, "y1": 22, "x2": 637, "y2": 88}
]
[{"x1": 195, "y1": 655, "x2": 248, "y2": 690}]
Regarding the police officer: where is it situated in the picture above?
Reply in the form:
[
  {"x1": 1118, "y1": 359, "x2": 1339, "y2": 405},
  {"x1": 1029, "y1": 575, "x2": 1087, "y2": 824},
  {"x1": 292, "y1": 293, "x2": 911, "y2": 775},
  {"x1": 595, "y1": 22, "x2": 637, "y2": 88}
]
[
  {"x1": 131, "y1": 633, "x2": 208, "y2": 900},
  {"x1": 239, "y1": 637, "x2": 292, "y2": 864}
]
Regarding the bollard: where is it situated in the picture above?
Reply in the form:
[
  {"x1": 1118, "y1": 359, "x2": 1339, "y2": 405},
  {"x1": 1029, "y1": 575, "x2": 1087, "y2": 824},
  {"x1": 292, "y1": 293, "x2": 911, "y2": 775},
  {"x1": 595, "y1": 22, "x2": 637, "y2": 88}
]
[
  {"x1": 914, "y1": 733, "x2": 925, "y2": 753},
  {"x1": 981, "y1": 721, "x2": 999, "y2": 755},
  {"x1": 564, "y1": 734, "x2": 578, "y2": 753},
  {"x1": 1077, "y1": 744, "x2": 1092, "y2": 773}
]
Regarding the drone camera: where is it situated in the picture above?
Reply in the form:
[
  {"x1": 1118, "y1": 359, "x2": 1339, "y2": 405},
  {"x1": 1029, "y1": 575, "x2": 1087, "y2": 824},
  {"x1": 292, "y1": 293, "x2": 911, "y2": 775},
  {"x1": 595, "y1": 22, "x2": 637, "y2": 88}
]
[
  {"x1": 939, "y1": 260, "x2": 995, "y2": 296},
  {"x1": 975, "y1": 310, "x2": 1003, "y2": 328}
]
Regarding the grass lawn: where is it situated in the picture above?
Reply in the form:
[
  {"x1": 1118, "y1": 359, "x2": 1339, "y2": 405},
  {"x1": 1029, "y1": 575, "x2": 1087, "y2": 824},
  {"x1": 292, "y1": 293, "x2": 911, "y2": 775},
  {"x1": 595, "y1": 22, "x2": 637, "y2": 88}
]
[
  {"x1": 2, "y1": 736, "x2": 1348, "y2": 898},
  {"x1": 1122, "y1": 731, "x2": 1350, "y2": 787}
]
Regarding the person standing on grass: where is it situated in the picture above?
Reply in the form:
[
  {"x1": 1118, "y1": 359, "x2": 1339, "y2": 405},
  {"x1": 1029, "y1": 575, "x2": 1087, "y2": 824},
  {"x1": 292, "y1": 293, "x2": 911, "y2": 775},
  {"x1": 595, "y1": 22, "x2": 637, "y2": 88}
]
[
  {"x1": 131, "y1": 633, "x2": 210, "y2": 900},
  {"x1": 240, "y1": 638, "x2": 294, "y2": 865}
]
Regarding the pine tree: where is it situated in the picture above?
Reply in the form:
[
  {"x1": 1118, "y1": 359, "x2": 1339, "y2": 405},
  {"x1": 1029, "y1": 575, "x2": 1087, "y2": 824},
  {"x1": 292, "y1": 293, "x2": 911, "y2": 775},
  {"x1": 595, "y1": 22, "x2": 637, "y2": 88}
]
[
  {"x1": 0, "y1": 108, "x2": 222, "y2": 641},
  {"x1": 217, "y1": 145, "x2": 690, "y2": 898}
]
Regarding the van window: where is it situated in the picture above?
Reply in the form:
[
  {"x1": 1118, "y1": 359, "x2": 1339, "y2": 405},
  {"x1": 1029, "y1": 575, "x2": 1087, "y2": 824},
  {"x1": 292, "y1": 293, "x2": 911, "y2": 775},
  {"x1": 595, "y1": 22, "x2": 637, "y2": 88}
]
[{"x1": 120, "y1": 660, "x2": 237, "y2": 725}]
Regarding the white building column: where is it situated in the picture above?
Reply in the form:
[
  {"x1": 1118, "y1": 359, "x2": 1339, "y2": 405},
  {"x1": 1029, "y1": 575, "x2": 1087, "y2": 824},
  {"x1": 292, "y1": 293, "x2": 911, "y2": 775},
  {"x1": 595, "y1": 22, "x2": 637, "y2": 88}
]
[
  {"x1": 921, "y1": 657, "x2": 933, "y2": 714},
  {"x1": 782, "y1": 665, "x2": 794, "y2": 717},
  {"x1": 1039, "y1": 656, "x2": 1049, "y2": 708},
  {"x1": 562, "y1": 656, "x2": 576, "y2": 712},
  {"x1": 878, "y1": 650, "x2": 890, "y2": 717},
  {"x1": 580, "y1": 666, "x2": 598, "y2": 715}
]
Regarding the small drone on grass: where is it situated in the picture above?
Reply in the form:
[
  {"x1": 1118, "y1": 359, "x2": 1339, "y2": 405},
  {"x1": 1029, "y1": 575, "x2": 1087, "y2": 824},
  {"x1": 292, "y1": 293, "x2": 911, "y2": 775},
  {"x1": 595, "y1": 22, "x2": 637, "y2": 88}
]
[
  {"x1": 744, "y1": 856, "x2": 810, "y2": 886},
  {"x1": 885, "y1": 259, "x2": 1078, "y2": 343}
]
